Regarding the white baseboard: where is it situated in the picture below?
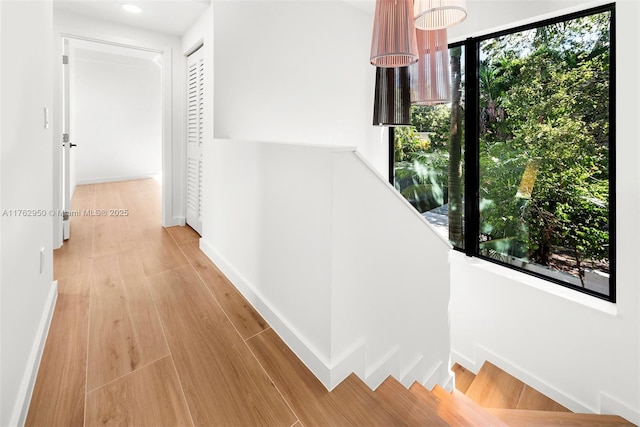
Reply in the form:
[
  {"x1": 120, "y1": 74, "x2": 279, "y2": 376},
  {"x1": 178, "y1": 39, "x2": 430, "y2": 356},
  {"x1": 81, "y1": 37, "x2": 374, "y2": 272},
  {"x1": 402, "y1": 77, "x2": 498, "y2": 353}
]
[
  {"x1": 76, "y1": 173, "x2": 160, "y2": 185},
  {"x1": 400, "y1": 354, "x2": 425, "y2": 388},
  {"x1": 600, "y1": 392, "x2": 640, "y2": 426},
  {"x1": 441, "y1": 370, "x2": 455, "y2": 392},
  {"x1": 199, "y1": 239, "x2": 335, "y2": 390},
  {"x1": 453, "y1": 347, "x2": 639, "y2": 425},
  {"x1": 365, "y1": 346, "x2": 399, "y2": 390},
  {"x1": 164, "y1": 216, "x2": 185, "y2": 227},
  {"x1": 329, "y1": 340, "x2": 366, "y2": 390},
  {"x1": 450, "y1": 349, "x2": 479, "y2": 374},
  {"x1": 422, "y1": 359, "x2": 454, "y2": 392},
  {"x1": 9, "y1": 280, "x2": 58, "y2": 427},
  {"x1": 452, "y1": 347, "x2": 591, "y2": 413},
  {"x1": 454, "y1": 346, "x2": 640, "y2": 423},
  {"x1": 452, "y1": 346, "x2": 593, "y2": 414},
  {"x1": 199, "y1": 238, "x2": 455, "y2": 395}
]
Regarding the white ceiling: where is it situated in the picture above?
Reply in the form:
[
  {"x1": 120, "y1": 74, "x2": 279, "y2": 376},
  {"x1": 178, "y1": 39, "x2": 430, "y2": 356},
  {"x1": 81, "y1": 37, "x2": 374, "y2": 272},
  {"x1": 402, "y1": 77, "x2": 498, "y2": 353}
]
[{"x1": 53, "y1": 0, "x2": 211, "y2": 36}]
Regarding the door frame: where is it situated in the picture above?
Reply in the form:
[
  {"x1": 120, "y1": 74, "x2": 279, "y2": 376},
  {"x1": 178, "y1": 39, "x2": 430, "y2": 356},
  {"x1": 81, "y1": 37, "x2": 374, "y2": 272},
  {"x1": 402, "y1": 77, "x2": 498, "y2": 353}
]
[{"x1": 52, "y1": 30, "x2": 178, "y2": 248}]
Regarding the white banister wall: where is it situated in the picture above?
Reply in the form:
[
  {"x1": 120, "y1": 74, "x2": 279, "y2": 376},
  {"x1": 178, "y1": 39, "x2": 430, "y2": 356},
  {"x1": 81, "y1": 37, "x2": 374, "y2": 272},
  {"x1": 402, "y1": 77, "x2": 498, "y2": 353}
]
[
  {"x1": 200, "y1": 138, "x2": 452, "y2": 390},
  {"x1": 331, "y1": 152, "x2": 452, "y2": 389},
  {"x1": 202, "y1": 139, "x2": 336, "y2": 383}
]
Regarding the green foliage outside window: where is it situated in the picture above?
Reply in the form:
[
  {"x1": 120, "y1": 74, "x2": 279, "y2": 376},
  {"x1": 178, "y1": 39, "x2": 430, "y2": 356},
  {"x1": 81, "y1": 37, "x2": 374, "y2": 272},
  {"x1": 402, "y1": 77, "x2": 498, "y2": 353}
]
[
  {"x1": 479, "y1": 12, "x2": 611, "y2": 286},
  {"x1": 394, "y1": 106, "x2": 455, "y2": 214}
]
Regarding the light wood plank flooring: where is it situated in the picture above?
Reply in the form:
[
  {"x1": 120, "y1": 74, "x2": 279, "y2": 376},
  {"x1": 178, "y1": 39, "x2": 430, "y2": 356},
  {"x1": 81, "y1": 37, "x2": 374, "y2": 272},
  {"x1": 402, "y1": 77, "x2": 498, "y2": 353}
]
[
  {"x1": 23, "y1": 179, "x2": 637, "y2": 427},
  {"x1": 26, "y1": 179, "x2": 303, "y2": 427}
]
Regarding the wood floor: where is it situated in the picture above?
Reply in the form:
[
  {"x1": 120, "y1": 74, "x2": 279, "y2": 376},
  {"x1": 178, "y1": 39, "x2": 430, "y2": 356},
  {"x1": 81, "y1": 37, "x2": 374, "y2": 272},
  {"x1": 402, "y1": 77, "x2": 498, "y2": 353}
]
[
  {"x1": 24, "y1": 179, "x2": 637, "y2": 427},
  {"x1": 25, "y1": 179, "x2": 301, "y2": 427}
]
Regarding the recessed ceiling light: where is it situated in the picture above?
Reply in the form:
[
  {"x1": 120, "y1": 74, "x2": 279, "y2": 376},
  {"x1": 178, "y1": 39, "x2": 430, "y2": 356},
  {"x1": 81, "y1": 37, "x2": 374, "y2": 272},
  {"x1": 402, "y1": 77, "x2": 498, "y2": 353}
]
[{"x1": 121, "y1": 4, "x2": 142, "y2": 14}]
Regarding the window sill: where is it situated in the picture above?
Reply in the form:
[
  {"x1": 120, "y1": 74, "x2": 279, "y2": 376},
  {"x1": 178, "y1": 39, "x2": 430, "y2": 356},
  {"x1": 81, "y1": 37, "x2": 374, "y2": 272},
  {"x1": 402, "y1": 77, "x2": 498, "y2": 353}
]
[{"x1": 451, "y1": 251, "x2": 617, "y2": 317}]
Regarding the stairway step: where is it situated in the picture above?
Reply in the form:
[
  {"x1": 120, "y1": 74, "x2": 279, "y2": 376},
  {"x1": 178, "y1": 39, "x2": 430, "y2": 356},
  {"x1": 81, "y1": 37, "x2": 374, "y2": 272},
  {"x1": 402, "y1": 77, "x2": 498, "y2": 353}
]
[
  {"x1": 376, "y1": 377, "x2": 449, "y2": 426},
  {"x1": 516, "y1": 385, "x2": 569, "y2": 412},
  {"x1": 452, "y1": 363, "x2": 476, "y2": 393},
  {"x1": 246, "y1": 328, "x2": 406, "y2": 426},
  {"x1": 332, "y1": 374, "x2": 408, "y2": 426},
  {"x1": 408, "y1": 382, "x2": 507, "y2": 427},
  {"x1": 432, "y1": 385, "x2": 509, "y2": 426},
  {"x1": 488, "y1": 408, "x2": 636, "y2": 426},
  {"x1": 408, "y1": 382, "x2": 445, "y2": 409},
  {"x1": 465, "y1": 361, "x2": 525, "y2": 409}
]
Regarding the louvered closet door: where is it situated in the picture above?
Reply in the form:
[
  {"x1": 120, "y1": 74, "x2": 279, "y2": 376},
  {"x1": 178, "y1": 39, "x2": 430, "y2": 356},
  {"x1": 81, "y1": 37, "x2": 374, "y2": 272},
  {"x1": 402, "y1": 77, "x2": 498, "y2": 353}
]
[{"x1": 186, "y1": 46, "x2": 204, "y2": 235}]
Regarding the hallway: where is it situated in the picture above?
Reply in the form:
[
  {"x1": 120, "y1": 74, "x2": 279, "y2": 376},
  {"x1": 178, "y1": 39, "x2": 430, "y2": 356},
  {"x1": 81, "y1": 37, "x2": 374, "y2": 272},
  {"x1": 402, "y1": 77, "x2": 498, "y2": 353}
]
[
  {"x1": 24, "y1": 179, "x2": 403, "y2": 427},
  {"x1": 27, "y1": 179, "x2": 291, "y2": 426}
]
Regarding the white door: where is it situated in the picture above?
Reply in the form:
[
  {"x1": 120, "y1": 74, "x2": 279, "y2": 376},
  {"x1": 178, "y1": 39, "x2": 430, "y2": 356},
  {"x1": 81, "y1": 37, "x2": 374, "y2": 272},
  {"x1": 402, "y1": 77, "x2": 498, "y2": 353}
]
[
  {"x1": 186, "y1": 46, "x2": 204, "y2": 235},
  {"x1": 62, "y1": 38, "x2": 74, "y2": 240}
]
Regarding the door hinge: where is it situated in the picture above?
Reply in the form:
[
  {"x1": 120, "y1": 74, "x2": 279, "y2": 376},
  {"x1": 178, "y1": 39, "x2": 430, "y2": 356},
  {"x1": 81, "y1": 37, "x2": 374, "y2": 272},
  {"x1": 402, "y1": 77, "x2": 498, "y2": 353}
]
[
  {"x1": 63, "y1": 133, "x2": 69, "y2": 143},
  {"x1": 62, "y1": 55, "x2": 69, "y2": 65}
]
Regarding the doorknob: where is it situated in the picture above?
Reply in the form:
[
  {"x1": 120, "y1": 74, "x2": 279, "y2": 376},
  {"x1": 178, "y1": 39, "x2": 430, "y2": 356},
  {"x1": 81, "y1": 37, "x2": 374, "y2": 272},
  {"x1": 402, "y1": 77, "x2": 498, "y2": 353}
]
[{"x1": 70, "y1": 143, "x2": 77, "y2": 148}]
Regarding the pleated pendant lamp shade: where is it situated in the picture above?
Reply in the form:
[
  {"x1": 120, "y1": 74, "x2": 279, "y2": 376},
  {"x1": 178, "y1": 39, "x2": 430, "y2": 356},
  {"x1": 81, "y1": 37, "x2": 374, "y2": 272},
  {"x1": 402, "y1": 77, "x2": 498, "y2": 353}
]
[
  {"x1": 373, "y1": 66, "x2": 411, "y2": 126},
  {"x1": 414, "y1": 0, "x2": 467, "y2": 30},
  {"x1": 410, "y1": 28, "x2": 451, "y2": 105},
  {"x1": 370, "y1": 0, "x2": 419, "y2": 67}
]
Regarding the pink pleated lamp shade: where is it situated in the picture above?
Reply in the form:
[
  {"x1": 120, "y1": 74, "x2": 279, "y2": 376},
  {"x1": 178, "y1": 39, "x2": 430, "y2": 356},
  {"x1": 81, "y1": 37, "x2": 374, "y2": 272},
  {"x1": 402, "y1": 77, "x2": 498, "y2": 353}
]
[
  {"x1": 370, "y1": 0, "x2": 419, "y2": 68},
  {"x1": 414, "y1": 0, "x2": 467, "y2": 30},
  {"x1": 410, "y1": 28, "x2": 451, "y2": 105}
]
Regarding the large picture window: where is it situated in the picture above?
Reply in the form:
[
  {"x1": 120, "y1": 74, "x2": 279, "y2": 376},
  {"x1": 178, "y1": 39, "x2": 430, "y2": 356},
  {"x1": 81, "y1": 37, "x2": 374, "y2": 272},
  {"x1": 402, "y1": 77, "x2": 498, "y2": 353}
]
[
  {"x1": 393, "y1": 5, "x2": 614, "y2": 300},
  {"x1": 392, "y1": 44, "x2": 465, "y2": 248}
]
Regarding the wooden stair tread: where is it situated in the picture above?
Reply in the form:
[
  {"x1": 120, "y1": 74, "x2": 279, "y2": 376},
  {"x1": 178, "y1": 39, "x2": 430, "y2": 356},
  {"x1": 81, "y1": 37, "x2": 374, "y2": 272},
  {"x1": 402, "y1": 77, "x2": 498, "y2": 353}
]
[
  {"x1": 517, "y1": 384, "x2": 570, "y2": 412},
  {"x1": 332, "y1": 374, "x2": 409, "y2": 426},
  {"x1": 488, "y1": 408, "x2": 636, "y2": 426},
  {"x1": 409, "y1": 381, "x2": 445, "y2": 408},
  {"x1": 464, "y1": 361, "x2": 569, "y2": 412},
  {"x1": 452, "y1": 363, "x2": 476, "y2": 393},
  {"x1": 407, "y1": 381, "x2": 507, "y2": 427},
  {"x1": 430, "y1": 385, "x2": 509, "y2": 426},
  {"x1": 247, "y1": 328, "x2": 406, "y2": 426},
  {"x1": 376, "y1": 377, "x2": 449, "y2": 426},
  {"x1": 465, "y1": 361, "x2": 525, "y2": 409}
]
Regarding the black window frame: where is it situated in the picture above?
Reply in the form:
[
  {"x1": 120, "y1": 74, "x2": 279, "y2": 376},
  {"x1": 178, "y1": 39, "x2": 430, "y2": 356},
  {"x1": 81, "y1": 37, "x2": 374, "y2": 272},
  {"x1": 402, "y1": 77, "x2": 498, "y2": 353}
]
[{"x1": 391, "y1": 3, "x2": 616, "y2": 302}]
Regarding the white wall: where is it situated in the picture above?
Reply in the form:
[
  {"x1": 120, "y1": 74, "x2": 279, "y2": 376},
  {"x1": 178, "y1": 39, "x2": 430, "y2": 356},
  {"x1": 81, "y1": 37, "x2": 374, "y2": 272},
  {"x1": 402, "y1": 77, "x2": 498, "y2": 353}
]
[
  {"x1": 53, "y1": 9, "x2": 185, "y2": 236},
  {"x1": 202, "y1": 140, "x2": 335, "y2": 376},
  {"x1": 0, "y1": 1, "x2": 57, "y2": 426},
  {"x1": 200, "y1": 139, "x2": 452, "y2": 391},
  {"x1": 72, "y1": 47, "x2": 162, "y2": 184},
  {"x1": 202, "y1": 0, "x2": 639, "y2": 421},
  {"x1": 448, "y1": 1, "x2": 640, "y2": 424},
  {"x1": 331, "y1": 152, "x2": 452, "y2": 390},
  {"x1": 212, "y1": 1, "x2": 389, "y2": 178}
]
